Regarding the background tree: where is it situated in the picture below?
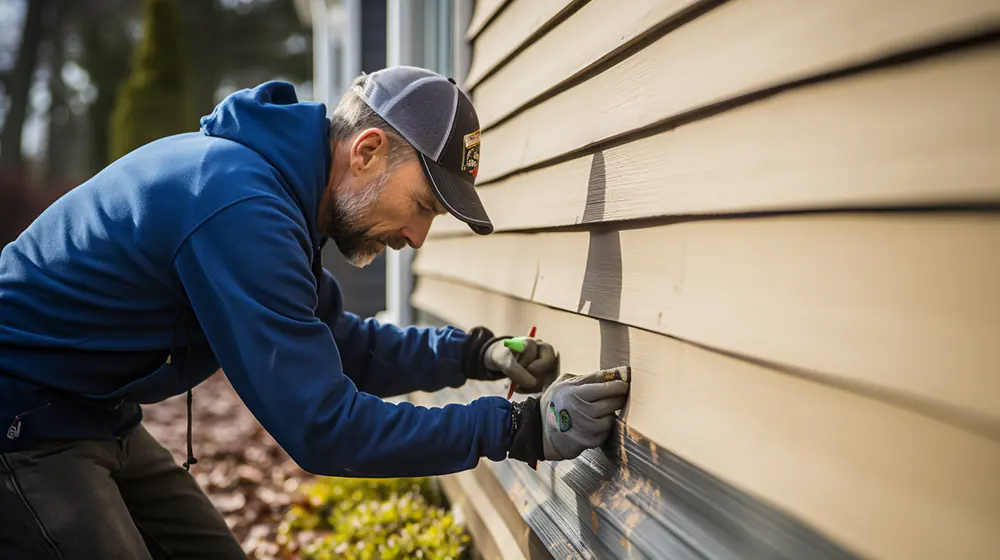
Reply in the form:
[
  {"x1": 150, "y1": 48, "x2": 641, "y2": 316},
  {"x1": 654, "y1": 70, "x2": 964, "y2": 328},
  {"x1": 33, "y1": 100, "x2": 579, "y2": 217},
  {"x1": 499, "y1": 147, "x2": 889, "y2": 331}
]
[
  {"x1": 78, "y1": 0, "x2": 136, "y2": 175},
  {"x1": 109, "y1": 0, "x2": 196, "y2": 161},
  {"x1": 0, "y1": 0, "x2": 312, "y2": 248},
  {"x1": 0, "y1": 0, "x2": 311, "y2": 182},
  {"x1": 0, "y1": 0, "x2": 49, "y2": 175}
]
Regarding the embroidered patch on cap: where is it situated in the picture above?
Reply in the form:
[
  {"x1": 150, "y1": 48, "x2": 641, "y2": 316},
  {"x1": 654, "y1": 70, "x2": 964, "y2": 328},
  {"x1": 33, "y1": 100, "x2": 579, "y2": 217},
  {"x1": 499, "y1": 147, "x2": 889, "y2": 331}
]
[{"x1": 461, "y1": 129, "x2": 481, "y2": 177}]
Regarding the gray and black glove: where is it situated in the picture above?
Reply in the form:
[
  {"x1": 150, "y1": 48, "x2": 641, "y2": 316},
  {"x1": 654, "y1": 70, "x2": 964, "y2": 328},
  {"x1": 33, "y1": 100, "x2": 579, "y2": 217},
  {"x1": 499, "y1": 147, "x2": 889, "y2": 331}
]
[
  {"x1": 483, "y1": 336, "x2": 558, "y2": 393},
  {"x1": 507, "y1": 366, "x2": 631, "y2": 467},
  {"x1": 460, "y1": 326, "x2": 558, "y2": 393}
]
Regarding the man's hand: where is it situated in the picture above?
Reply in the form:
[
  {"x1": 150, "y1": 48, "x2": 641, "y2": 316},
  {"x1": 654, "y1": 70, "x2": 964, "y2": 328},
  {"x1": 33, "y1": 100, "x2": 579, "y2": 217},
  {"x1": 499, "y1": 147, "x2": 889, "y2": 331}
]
[
  {"x1": 540, "y1": 367, "x2": 630, "y2": 460},
  {"x1": 483, "y1": 337, "x2": 558, "y2": 393},
  {"x1": 506, "y1": 366, "x2": 631, "y2": 466}
]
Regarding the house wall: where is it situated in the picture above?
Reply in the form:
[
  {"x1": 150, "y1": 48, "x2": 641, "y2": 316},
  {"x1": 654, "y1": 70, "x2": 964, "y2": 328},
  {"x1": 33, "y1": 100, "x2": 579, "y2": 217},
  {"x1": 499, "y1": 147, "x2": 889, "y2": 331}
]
[{"x1": 410, "y1": 1, "x2": 1000, "y2": 559}]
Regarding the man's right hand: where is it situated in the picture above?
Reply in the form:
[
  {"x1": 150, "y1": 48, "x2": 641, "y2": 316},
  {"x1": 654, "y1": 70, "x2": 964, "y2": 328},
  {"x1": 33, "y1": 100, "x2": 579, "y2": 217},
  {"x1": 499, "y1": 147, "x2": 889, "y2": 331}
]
[
  {"x1": 507, "y1": 366, "x2": 631, "y2": 466},
  {"x1": 483, "y1": 336, "x2": 559, "y2": 393}
]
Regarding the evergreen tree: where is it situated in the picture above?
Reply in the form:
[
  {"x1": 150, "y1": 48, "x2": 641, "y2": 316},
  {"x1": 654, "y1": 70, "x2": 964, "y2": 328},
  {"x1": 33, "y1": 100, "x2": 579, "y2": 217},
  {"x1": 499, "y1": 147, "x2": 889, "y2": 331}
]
[{"x1": 108, "y1": 0, "x2": 196, "y2": 161}]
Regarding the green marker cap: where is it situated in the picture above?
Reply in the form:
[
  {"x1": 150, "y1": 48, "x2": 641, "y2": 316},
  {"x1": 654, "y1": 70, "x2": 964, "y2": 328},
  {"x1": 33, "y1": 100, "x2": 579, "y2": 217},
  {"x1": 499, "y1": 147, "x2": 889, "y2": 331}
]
[{"x1": 503, "y1": 337, "x2": 530, "y2": 353}]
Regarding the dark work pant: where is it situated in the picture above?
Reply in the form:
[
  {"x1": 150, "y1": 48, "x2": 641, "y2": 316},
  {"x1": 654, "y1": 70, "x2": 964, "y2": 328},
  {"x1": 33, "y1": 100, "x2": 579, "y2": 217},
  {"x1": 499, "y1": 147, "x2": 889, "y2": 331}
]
[{"x1": 0, "y1": 424, "x2": 246, "y2": 559}]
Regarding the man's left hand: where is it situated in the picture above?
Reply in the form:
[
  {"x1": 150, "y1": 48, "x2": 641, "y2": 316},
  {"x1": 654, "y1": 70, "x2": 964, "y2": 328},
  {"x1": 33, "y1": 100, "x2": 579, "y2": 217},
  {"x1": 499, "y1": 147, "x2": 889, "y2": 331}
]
[{"x1": 483, "y1": 337, "x2": 558, "y2": 393}]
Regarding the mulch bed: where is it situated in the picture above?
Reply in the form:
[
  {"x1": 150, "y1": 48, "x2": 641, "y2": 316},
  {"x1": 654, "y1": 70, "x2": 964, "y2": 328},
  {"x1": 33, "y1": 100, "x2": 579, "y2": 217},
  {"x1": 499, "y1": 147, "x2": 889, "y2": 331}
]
[{"x1": 143, "y1": 372, "x2": 303, "y2": 559}]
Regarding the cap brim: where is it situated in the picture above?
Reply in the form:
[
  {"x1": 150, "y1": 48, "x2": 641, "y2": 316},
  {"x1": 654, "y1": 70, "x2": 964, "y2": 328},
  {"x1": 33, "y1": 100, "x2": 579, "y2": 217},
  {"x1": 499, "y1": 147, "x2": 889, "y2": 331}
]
[{"x1": 419, "y1": 153, "x2": 494, "y2": 235}]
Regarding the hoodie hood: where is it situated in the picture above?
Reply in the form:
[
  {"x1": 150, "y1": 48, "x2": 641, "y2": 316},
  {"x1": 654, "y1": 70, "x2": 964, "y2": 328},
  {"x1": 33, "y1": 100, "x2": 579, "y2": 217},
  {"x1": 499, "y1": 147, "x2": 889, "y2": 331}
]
[{"x1": 199, "y1": 81, "x2": 331, "y2": 241}]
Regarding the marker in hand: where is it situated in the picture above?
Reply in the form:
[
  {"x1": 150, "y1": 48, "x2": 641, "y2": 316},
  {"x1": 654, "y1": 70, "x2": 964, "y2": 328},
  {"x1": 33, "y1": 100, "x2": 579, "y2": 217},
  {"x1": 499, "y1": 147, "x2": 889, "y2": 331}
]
[{"x1": 504, "y1": 326, "x2": 536, "y2": 399}]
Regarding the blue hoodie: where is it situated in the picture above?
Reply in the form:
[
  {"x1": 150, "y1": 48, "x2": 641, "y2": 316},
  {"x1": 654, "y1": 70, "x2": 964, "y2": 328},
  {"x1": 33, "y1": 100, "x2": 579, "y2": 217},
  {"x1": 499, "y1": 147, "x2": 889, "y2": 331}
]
[{"x1": 0, "y1": 81, "x2": 512, "y2": 476}]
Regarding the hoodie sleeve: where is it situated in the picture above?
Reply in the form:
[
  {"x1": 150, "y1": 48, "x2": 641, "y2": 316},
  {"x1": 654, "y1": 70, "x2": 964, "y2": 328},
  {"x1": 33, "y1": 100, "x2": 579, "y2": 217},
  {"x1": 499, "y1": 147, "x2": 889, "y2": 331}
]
[
  {"x1": 171, "y1": 195, "x2": 512, "y2": 477},
  {"x1": 316, "y1": 269, "x2": 470, "y2": 397}
]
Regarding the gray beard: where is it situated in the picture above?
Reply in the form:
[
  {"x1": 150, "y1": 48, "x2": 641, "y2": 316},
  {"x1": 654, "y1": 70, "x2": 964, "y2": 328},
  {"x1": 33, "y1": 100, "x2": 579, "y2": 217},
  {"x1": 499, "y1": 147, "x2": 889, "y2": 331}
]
[{"x1": 322, "y1": 172, "x2": 405, "y2": 268}]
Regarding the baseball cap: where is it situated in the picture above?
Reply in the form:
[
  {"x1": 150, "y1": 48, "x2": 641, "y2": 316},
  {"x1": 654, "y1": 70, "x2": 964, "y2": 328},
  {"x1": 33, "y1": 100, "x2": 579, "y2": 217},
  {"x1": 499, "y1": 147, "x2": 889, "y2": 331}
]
[{"x1": 356, "y1": 66, "x2": 493, "y2": 235}]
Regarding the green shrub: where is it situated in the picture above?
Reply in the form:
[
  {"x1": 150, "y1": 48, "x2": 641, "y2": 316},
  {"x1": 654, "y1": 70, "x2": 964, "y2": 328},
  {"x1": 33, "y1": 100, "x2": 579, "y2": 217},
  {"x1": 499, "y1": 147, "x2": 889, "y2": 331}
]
[{"x1": 277, "y1": 477, "x2": 471, "y2": 560}]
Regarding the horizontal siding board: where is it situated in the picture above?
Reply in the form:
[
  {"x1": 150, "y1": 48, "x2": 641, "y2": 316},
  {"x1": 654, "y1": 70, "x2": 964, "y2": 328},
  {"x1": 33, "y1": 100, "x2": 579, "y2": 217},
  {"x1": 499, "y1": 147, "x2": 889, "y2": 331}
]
[
  {"x1": 465, "y1": 0, "x2": 580, "y2": 89},
  {"x1": 467, "y1": 0, "x2": 510, "y2": 40},
  {"x1": 475, "y1": 0, "x2": 1000, "y2": 182},
  {"x1": 472, "y1": 0, "x2": 704, "y2": 128},
  {"x1": 437, "y1": 45, "x2": 1000, "y2": 236},
  {"x1": 411, "y1": 278, "x2": 1000, "y2": 560},
  {"x1": 416, "y1": 213, "x2": 1000, "y2": 434}
]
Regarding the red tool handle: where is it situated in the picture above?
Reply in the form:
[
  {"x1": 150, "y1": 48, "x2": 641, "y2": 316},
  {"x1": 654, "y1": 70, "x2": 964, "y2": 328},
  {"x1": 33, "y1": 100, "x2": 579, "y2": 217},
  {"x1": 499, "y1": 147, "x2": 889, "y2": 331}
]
[{"x1": 506, "y1": 326, "x2": 537, "y2": 399}]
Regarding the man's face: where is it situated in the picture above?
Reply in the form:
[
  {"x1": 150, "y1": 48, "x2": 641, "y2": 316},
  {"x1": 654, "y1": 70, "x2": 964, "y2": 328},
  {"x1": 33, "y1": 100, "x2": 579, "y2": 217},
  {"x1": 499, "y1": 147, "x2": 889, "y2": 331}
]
[{"x1": 320, "y1": 128, "x2": 447, "y2": 268}]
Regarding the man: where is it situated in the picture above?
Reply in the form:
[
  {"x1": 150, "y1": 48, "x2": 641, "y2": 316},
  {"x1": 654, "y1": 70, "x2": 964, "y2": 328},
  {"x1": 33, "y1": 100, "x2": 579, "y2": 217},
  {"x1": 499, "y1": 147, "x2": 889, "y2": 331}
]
[{"x1": 0, "y1": 66, "x2": 629, "y2": 558}]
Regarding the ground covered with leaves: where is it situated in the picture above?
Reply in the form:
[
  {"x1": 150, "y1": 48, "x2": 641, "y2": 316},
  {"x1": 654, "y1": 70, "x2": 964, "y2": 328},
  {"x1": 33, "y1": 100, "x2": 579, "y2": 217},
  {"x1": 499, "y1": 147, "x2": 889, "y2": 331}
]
[{"x1": 143, "y1": 373, "x2": 471, "y2": 559}]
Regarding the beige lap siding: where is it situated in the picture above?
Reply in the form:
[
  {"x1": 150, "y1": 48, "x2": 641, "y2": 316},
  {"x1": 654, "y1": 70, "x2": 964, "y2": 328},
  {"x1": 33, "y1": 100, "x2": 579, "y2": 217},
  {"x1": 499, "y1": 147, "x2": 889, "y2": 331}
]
[
  {"x1": 433, "y1": 45, "x2": 1000, "y2": 237},
  {"x1": 470, "y1": 0, "x2": 705, "y2": 127},
  {"x1": 466, "y1": 0, "x2": 513, "y2": 41},
  {"x1": 465, "y1": 0, "x2": 582, "y2": 89},
  {"x1": 416, "y1": 213, "x2": 1000, "y2": 435},
  {"x1": 473, "y1": 0, "x2": 1000, "y2": 182},
  {"x1": 410, "y1": 1, "x2": 1000, "y2": 558}
]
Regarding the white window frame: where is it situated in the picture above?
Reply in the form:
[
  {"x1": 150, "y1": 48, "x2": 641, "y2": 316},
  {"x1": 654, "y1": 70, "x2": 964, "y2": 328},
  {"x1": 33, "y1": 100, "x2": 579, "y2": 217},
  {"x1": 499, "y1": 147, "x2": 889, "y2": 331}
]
[{"x1": 383, "y1": 0, "x2": 472, "y2": 327}]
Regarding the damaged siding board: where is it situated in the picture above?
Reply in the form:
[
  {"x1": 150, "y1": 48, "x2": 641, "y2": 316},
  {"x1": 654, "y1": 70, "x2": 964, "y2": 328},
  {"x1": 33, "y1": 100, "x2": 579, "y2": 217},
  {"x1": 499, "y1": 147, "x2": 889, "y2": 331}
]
[
  {"x1": 465, "y1": 0, "x2": 582, "y2": 89},
  {"x1": 415, "y1": 213, "x2": 1000, "y2": 434},
  {"x1": 426, "y1": 383, "x2": 858, "y2": 560},
  {"x1": 411, "y1": 278, "x2": 1000, "y2": 560},
  {"x1": 432, "y1": 43, "x2": 1000, "y2": 236},
  {"x1": 475, "y1": 0, "x2": 1000, "y2": 182}
]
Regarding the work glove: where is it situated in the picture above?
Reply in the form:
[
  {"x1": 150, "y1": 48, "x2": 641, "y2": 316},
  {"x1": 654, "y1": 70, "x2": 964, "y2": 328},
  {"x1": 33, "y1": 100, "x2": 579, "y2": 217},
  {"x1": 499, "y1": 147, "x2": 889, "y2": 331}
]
[
  {"x1": 507, "y1": 366, "x2": 631, "y2": 467},
  {"x1": 482, "y1": 336, "x2": 559, "y2": 393}
]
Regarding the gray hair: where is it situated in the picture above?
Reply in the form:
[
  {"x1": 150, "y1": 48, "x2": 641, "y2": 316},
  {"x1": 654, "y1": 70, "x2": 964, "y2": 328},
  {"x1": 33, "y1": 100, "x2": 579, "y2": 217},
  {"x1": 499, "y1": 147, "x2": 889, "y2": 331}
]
[{"x1": 328, "y1": 73, "x2": 415, "y2": 173}]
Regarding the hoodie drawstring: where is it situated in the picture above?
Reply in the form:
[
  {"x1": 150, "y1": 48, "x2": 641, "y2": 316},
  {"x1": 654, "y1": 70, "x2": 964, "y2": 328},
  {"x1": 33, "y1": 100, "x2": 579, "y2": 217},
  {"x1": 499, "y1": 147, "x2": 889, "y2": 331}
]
[
  {"x1": 169, "y1": 313, "x2": 197, "y2": 471},
  {"x1": 181, "y1": 344, "x2": 197, "y2": 471}
]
